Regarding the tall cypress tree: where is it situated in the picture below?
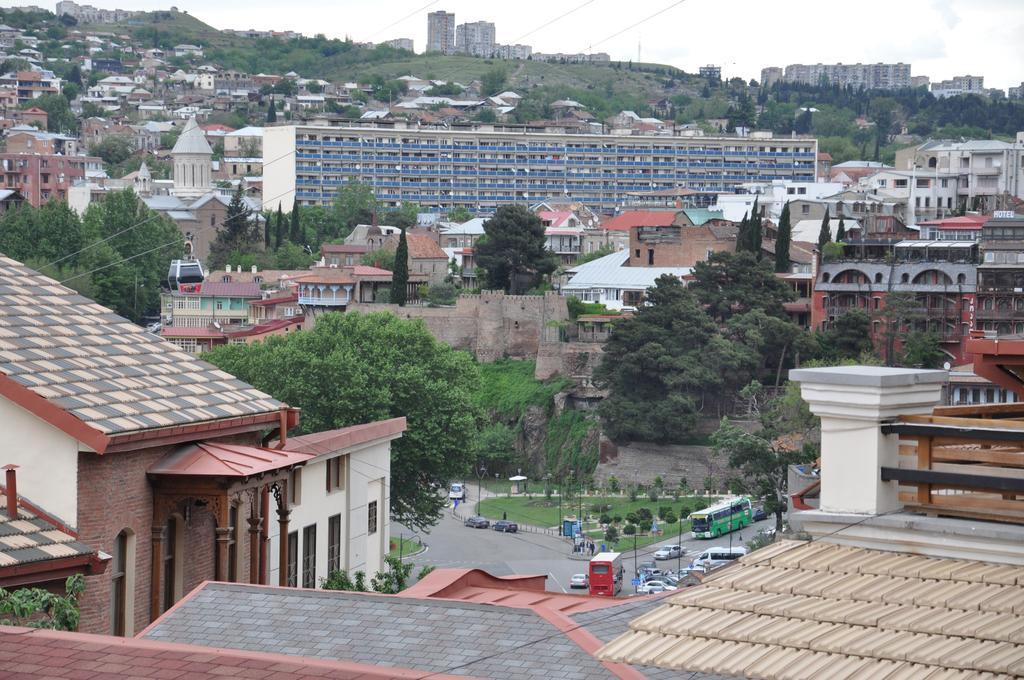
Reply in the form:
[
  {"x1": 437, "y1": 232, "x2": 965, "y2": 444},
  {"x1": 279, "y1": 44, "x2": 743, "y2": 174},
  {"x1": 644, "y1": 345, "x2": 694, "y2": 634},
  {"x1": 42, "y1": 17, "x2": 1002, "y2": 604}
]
[
  {"x1": 390, "y1": 227, "x2": 409, "y2": 306},
  {"x1": 276, "y1": 206, "x2": 284, "y2": 251},
  {"x1": 774, "y1": 201, "x2": 792, "y2": 273},
  {"x1": 266, "y1": 96, "x2": 277, "y2": 123},
  {"x1": 836, "y1": 216, "x2": 847, "y2": 242},
  {"x1": 290, "y1": 202, "x2": 302, "y2": 243},
  {"x1": 750, "y1": 196, "x2": 762, "y2": 257},
  {"x1": 817, "y1": 211, "x2": 832, "y2": 249},
  {"x1": 737, "y1": 211, "x2": 750, "y2": 252}
]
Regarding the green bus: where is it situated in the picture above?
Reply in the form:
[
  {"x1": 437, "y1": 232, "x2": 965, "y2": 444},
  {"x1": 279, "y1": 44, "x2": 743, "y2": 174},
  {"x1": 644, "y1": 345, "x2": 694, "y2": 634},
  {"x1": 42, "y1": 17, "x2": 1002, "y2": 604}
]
[{"x1": 689, "y1": 497, "x2": 753, "y2": 539}]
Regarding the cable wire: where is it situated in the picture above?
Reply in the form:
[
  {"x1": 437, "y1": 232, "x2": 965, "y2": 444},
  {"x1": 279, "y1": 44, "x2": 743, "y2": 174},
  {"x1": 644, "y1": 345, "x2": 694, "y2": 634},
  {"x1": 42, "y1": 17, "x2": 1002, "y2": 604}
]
[
  {"x1": 510, "y1": 0, "x2": 599, "y2": 45},
  {"x1": 581, "y1": 0, "x2": 688, "y2": 54},
  {"x1": 370, "y1": 0, "x2": 440, "y2": 39}
]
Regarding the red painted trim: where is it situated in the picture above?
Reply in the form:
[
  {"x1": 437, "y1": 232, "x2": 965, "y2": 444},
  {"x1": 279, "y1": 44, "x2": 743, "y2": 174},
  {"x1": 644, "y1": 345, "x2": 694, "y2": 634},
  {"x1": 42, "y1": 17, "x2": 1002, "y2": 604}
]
[
  {"x1": 533, "y1": 602, "x2": 652, "y2": 680},
  {"x1": 0, "y1": 372, "x2": 110, "y2": 453},
  {"x1": 104, "y1": 412, "x2": 292, "y2": 453},
  {"x1": 0, "y1": 551, "x2": 108, "y2": 588},
  {"x1": 791, "y1": 479, "x2": 820, "y2": 511}
]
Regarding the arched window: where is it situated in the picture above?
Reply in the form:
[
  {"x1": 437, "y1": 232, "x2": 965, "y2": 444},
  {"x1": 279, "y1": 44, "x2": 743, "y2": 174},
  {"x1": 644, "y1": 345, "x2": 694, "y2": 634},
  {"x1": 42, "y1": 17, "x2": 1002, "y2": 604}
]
[
  {"x1": 957, "y1": 273, "x2": 966, "y2": 284},
  {"x1": 110, "y1": 529, "x2": 136, "y2": 636},
  {"x1": 928, "y1": 157, "x2": 937, "y2": 168},
  {"x1": 822, "y1": 273, "x2": 831, "y2": 283},
  {"x1": 874, "y1": 273, "x2": 883, "y2": 284},
  {"x1": 901, "y1": 273, "x2": 910, "y2": 283},
  {"x1": 163, "y1": 515, "x2": 184, "y2": 612}
]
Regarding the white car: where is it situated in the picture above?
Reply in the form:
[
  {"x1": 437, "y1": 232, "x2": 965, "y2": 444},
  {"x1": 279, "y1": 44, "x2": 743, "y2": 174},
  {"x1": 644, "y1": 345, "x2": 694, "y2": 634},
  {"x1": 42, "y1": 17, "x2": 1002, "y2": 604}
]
[
  {"x1": 449, "y1": 483, "x2": 466, "y2": 501},
  {"x1": 654, "y1": 545, "x2": 684, "y2": 560},
  {"x1": 637, "y1": 580, "x2": 677, "y2": 594},
  {"x1": 569, "y1": 573, "x2": 589, "y2": 589}
]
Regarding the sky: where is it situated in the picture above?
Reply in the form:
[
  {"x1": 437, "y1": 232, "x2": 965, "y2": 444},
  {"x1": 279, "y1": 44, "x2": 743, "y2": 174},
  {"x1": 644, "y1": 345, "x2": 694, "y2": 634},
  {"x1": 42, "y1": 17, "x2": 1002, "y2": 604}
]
[{"x1": 12, "y1": 0, "x2": 1024, "y2": 89}]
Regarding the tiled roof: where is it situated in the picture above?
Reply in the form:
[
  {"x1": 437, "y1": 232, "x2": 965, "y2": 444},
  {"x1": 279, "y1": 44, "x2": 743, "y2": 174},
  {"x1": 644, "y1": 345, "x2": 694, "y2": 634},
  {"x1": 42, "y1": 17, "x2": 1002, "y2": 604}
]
[
  {"x1": 0, "y1": 625, "x2": 461, "y2": 679},
  {"x1": 281, "y1": 417, "x2": 406, "y2": 457},
  {"x1": 0, "y1": 256, "x2": 284, "y2": 447},
  {"x1": 149, "y1": 441, "x2": 313, "y2": 477},
  {"x1": 321, "y1": 244, "x2": 368, "y2": 254},
  {"x1": 142, "y1": 582, "x2": 619, "y2": 680},
  {"x1": 0, "y1": 502, "x2": 95, "y2": 572},
  {"x1": 602, "y1": 211, "x2": 677, "y2": 232},
  {"x1": 599, "y1": 539, "x2": 1024, "y2": 678},
  {"x1": 405, "y1": 234, "x2": 448, "y2": 260}
]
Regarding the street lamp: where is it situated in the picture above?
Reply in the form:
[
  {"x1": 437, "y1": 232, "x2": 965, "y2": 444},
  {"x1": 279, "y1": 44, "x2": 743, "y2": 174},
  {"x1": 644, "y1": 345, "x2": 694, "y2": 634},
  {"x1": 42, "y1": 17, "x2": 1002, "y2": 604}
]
[
  {"x1": 398, "y1": 531, "x2": 420, "y2": 563},
  {"x1": 632, "y1": 532, "x2": 638, "y2": 593},
  {"x1": 476, "y1": 463, "x2": 487, "y2": 513},
  {"x1": 676, "y1": 515, "x2": 684, "y2": 574}
]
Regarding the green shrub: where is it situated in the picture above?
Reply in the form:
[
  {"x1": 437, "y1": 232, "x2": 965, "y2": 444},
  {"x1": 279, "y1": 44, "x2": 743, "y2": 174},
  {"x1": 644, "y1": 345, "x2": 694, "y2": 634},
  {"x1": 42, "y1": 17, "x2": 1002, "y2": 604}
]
[
  {"x1": 608, "y1": 476, "x2": 620, "y2": 493},
  {"x1": 599, "y1": 513, "x2": 612, "y2": 525},
  {"x1": 648, "y1": 489, "x2": 659, "y2": 503},
  {"x1": 658, "y1": 506, "x2": 672, "y2": 519},
  {"x1": 653, "y1": 475, "x2": 664, "y2": 490},
  {"x1": 628, "y1": 487, "x2": 639, "y2": 502},
  {"x1": 612, "y1": 515, "x2": 623, "y2": 525},
  {"x1": 623, "y1": 524, "x2": 637, "y2": 536},
  {"x1": 604, "y1": 525, "x2": 619, "y2": 544},
  {"x1": 663, "y1": 512, "x2": 678, "y2": 524},
  {"x1": 625, "y1": 511, "x2": 639, "y2": 525},
  {"x1": 637, "y1": 507, "x2": 653, "y2": 523}
]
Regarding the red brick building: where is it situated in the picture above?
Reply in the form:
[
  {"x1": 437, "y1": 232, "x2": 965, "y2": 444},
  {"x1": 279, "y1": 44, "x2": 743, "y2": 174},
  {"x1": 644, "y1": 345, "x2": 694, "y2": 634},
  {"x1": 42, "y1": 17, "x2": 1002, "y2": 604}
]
[{"x1": 0, "y1": 152, "x2": 101, "y2": 206}]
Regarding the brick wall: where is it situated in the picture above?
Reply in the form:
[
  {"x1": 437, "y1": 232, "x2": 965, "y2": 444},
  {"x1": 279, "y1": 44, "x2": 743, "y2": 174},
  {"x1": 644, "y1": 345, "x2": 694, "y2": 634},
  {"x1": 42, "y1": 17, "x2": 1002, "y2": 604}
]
[{"x1": 76, "y1": 432, "x2": 265, "y2": 636}]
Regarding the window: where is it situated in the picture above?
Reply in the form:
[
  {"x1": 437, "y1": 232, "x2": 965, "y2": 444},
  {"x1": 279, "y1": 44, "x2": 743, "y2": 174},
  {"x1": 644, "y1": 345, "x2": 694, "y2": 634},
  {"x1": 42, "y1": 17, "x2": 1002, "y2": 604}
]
[
  {"x1": 328, "y1": 514, "x2": 341, "y2": 574},
  {"x1": 110, "y1": 529, "x2": 134, "y2": 636},
  {"x1": 302, "y1": 524, "x2": 316, "y2": 588},
  {"x1": 916, "y1": 178, "x2": 930, "y2": 188},
  {"x1": 647, "y1": 249, "x2": 654, "y2": 265},
  {"x1": 877, "y1": 179, "x2": 887, "y2": 187},
  {"x1": 634, "y1": 248, "x2": 640, "y2": 258},
  {"x1": 289, "y1": 468, "x2": 302, "y2": 505},
  {"x1": 894, "y1": 179, "x2": 908, "y2": 188},
  {"x1": 286, "y1": 530, "x2": 298, "y2": 587},
  {"x1": 801, "y1": 204, "x2": 810, "y2": 215},
  {"x1": 162, "y1": 515, "x2": 183, "y2": 612},
  {"x1": 368, "y1": 500, "x2": 378, "y2": 535},
  {"x1": 941, "y1": 179, "x2": 949, "y2": 188},
  {"x1": 215, "y1": 300, "x2": 224, "y2": 310},
  {"x1": 326, "y1": 456, "x2": 345, "y2": 493}
]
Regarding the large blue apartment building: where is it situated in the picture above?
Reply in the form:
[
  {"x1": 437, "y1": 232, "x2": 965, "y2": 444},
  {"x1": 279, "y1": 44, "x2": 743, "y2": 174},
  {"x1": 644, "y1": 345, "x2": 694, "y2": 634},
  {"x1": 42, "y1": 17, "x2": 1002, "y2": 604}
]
[{"x1": 263, "y1": 122, "x2": 818, "y2": 214}]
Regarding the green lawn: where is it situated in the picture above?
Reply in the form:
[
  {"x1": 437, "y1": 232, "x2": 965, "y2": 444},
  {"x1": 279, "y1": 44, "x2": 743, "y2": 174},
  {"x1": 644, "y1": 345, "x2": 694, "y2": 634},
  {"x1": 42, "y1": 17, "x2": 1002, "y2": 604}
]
[
  {"x1": 477, "y1": 494, "x2": 716, "y2": 539},
  {"x1": 387, "y1": 536, "x2": 423, "y2": 559}
]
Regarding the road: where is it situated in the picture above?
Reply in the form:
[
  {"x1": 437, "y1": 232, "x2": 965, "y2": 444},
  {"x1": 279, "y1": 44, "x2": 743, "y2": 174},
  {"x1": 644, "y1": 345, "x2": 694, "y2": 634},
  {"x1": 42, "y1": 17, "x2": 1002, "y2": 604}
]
[{"x1": 394, "y1": 488, "x2": 777, "y2": 594}]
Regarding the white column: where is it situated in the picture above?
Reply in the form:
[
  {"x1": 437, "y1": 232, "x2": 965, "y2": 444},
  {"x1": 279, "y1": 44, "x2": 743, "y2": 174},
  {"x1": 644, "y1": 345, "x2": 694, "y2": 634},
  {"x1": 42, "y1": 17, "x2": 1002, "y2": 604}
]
[{"x1": 789, "y1": 366, "x2": 947, "y2": 515}]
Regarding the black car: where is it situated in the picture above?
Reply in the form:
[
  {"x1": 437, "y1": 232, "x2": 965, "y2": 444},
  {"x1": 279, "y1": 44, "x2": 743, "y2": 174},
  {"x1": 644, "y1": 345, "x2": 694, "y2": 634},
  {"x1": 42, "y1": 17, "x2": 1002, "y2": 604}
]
[
  {"x1": 753, "y1": 507, "x2": 769, "y2": 522},
  {"x1": 464, "y1": 516, "x2": 490, "y2": 529},
  {"x1": 493, "y1": 520, "x2": 518, "y2": 533}
]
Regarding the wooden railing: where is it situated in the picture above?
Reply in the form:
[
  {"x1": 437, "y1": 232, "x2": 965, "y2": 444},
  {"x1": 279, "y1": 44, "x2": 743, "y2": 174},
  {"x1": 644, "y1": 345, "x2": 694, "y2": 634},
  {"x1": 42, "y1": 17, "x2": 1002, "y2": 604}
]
[{"x1": 882, "y1": 406, "x2": 1024, "y2": 524}]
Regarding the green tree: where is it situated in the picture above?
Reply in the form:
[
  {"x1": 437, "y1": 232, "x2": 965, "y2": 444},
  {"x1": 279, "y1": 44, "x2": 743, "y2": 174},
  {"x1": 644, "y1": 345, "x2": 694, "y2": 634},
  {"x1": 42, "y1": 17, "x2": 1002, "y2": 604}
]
[
  {"x1": 480, "y1": 66, "x2": 507, "y2": 96},
  {"x1": 817, "y1": 211, "x2": 832, "y2": 249},
  {"x1": 0, "y1": 574, "x2": 84, "y2": 630},
  {"x1": 266, "y1": 95, "x2": 277, "y2": 123},
  {"x1": 275, "y1": 205, "x2": 285, "y2": 249},
  {"x1": 25, "y1": 93, "x2": 76, "y2": 133},
  {"x1": 774, "y1": 201, "x2": 792, "y2": 273},
  {"x1": 81, "y1": 189, "x2": 183, "y2": 321},
  {"x1": 332, "y1": 179, "x2": 378, "y2": 236},
  {"x1": 712, "y1": 381, "x2": 818, "y2": 531},
  {"x1": 264, "y1": 209, "x2": 272, "y2": 249},
  {"x1": 879, "y1": 291, "x2": 923, "y2": 367},
  {"x1": 835, "y1": 216, "x2": 846, "y2": 242},
  {"x1": 690, "y1": 251, "x2": 795, "y2": 323},
  {"x1": 475, "y1": 205, "x2": 558, "y2": 294},
  {"x1": 595, "y1": 276, "x2": 721, "y2": 444},
  {"x1": 735, "y1": 211, "x2": 750, "y2": 253},
  {"x1": 820, "y1": 309, "x2": 875, "y2": 361},
  {"x1": 89, "y1": 135, "x2": 134, "y2": 166},
  {"x1": 447, "y1": 206, "x2": 473, "y2": 223},
  {"x1": 0, "y1": 199, "x2": 83, "y2": 266},
  {"x1": 899, "y1": 330, "x2": 946, "y2": 369},
  {"x1": 748, "y1": 196, "x2": 762, "y2": 256},
  {"x1": 204, "y1": 312, "x2": 481, "y2": 529},
  {"x1": 390, "y1": 227, "x2": 409, "y2": 305},
  {"x1": 208, "y1": 185, "x2": 257, "y2": 269},
  {"x1": 289, "y1": 202, "x2": 302, "y2": 243},
  {"x1": 274, "y1": 241, "x2": 314, "y2": 269},
  {"x1": 362, "y1": 248, "x2": 396, "y2": 271}
]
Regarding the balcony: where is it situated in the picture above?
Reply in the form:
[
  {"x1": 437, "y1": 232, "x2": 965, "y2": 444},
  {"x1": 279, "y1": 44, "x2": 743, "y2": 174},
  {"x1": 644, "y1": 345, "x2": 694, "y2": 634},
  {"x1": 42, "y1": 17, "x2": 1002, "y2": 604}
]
[
  {"x1": 298, "y1": 293, "x2": 350, "y2": 307},
  {"x1": 975, "y1": 308, "x2": 1024, "y2": 321},
  {"x1": 882, "y1": 404, "x2": 1024, "y2": 524}
]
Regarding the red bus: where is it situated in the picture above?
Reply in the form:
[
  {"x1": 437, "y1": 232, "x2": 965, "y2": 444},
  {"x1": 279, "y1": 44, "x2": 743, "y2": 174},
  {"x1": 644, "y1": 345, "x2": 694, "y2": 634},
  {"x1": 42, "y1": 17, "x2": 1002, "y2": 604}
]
[{"x1": 588, "y1": 551, "x2": 623, "y2": 597}]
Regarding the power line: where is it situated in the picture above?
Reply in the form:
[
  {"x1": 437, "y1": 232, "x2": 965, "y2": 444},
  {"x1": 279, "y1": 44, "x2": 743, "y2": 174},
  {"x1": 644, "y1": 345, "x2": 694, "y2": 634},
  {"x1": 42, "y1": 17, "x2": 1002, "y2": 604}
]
[
  {"x1": 370, "y1": 0, "x2": 440, "y2": 39},
  {"x1": 581, "y1": 0, "x2": 688, "y2": 54},
  {"x1": 510, "y1": 0, "x2": 599, "y2": 45}
]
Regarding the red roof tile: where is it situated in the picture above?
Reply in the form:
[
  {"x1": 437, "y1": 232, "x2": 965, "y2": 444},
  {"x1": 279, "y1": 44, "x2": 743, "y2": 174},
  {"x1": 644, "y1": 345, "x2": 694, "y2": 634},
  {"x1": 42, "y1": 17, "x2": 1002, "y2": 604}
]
[
  {"x1": 0, "y1": 625, "x2": 453, "y2": 679},
  {"x1": 601, "y1": 210, "x2": 677, "y2": 231},
  {"x1": 321, "y1": 244, "x2": 369, "y2": 254},
  {"x1": 916, "y1": 214, "x2": 989, "y2": 229},
  {"x1": 404, "y1": 234, "x2": 447, "y2": 260}
]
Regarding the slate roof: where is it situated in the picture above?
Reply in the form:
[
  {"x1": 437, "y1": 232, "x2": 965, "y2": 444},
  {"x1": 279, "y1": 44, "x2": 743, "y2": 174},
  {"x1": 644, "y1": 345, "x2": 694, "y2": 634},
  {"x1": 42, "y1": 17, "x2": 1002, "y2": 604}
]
[
  {"x1": 602, "y1": 211, "x2": 677, "y2": 232},
  {"x1": 0, "y1": 256, "x2": 284, "y2": 444},
  {"x1": 564, "y1": 251, "x2": 691, "y2": 292},
  {"x1": 599, "y1": 539, "x2": 1024, "y2": 678},
  {"x1": 171, "y1": 116, "x2": 213, "y2": 155},
  {"x1": 142, "y1": 582, "x2": 618, "y2": 680},
  {"x1": 0, "y1": 502, "x2": 94, "y2": 571}
]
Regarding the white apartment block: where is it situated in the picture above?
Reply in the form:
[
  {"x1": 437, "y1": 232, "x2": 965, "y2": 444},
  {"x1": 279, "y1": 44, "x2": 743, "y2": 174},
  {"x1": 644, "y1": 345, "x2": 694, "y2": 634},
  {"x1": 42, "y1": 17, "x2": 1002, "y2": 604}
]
[
  {"x1": 861, "y1": 168, "x2": 961, "y2": 222},
  {"x1": 782, "y1": 62, "x2": 912, "y2": 90},
  {"x1": 1010, "y1": 82, "x2": 1024, "y2": 100},
  {"x1": 494, "y1": 44, "x2": 532, "y2": 60},
  {"x1": 263, "y1": 122, "x2": 817, "y2": 214},
  {"x1": 931, "y1": 75, "x2": 985, "y2": 99},
  {"x1": 426, "y1": 11, "x2": 456, "y2": 55},
  {"x1": 55, "y1": 0, "x2": 141, "y2": 23},
  {"x1": 455, "y1": 21, "x2": 496, "y2": 58},
  {"x1": 267, "y1": 419, "x2": 405, "y2": 588},
  {"x1": 895, "y1": 135, "x2": 1024, "y2": 213},
  {"x1": 382, "y1": 38, "x2": 414, "y2": 52}
]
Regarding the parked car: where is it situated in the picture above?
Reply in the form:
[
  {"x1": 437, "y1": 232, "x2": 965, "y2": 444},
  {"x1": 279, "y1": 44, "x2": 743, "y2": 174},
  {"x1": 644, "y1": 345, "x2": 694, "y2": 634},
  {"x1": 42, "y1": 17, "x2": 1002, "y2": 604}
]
[
  {"x1": 636, "y1": 561, "x2": 656, "y2": 576},
  {"x1": 569, "y1": 573, "x2": 589, "y2": 589},
  {"x1": 636, "y1": 580, "x2": 677, "y2": 594},
  {"x1": 464, "y1": 516, "x2": 489, "y2": 529},
  {"x1": 449, "y1": 483, "x2": 466, "y2": 501},
  {"x1": 654, "y1": 545, "x2": 683, "y2": 560},
  {"x1": 493, "y1": 519, "x2": 518, "y2": 533},
  {"x1": 753, "y1": 506, "x2": 768, "y2": 522}
]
